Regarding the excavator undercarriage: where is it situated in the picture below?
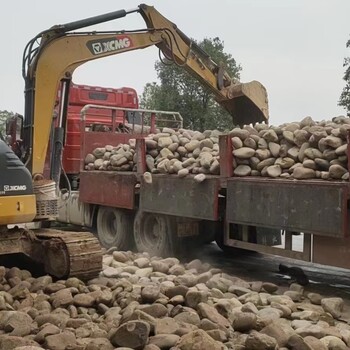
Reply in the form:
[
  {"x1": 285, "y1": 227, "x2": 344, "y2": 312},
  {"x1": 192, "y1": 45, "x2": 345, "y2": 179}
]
[
  {"x1": 0, "y1": 227, "x2": 102, "y2": 280},
  {"x1": 0, "y1": 140, "x2": 102, "y2": 280}
]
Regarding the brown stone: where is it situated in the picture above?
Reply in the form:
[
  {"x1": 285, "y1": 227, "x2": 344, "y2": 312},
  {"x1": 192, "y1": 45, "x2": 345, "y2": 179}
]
[
  {"x1": 197, "y1": 303, "x2": 230, "y2": 328},
  {"x1": 110, "y1": 321, "x2": 150, "y2": 349},
  {"x1": 174, "y1": 329, "x2": 225, "y2": 350}
]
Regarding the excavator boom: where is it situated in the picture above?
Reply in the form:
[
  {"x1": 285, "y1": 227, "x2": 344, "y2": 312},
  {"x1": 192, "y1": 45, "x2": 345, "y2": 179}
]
[
  {"x1": 23, "y1": 3, "x2": 268, "y2": 174},
  {"x1": 138, "y1": 4, "x2": 268, "y2": 125}
]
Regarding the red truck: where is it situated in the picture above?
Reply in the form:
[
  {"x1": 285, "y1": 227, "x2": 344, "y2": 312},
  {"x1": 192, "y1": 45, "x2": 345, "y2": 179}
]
[
  {"x1": 54, "y1": 83, "x2": 139, "y2": 188},
  {"x1": 57, "y1": 89, "x2": 186, "y2": 254},
  {"x1": 58, "y1": 103, "x2": 350, "y2": 272}
]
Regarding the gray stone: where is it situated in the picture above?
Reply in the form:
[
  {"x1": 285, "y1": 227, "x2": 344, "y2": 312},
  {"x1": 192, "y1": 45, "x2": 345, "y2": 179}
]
[
  {"x1": 173, "y1": 329, "x2": 225, "y2": 350},
  {"x1": 262, "y1": 129, "x2": 279, "y2": 143},
  {"x1": 155, "y1": 317, "x2": 179, "y2": 335},
  {"x1": 231, "y1": 311, "x2": 257, "y2": 332},
  {"x1": 231, "y1": 137, "x2": 243, "y2": 149},
  {"x1": 329, "y1": 164, "x2": 348, "y2": 179},
  {"x1": 293, "y1": 167, "x2": 316, "y2": 179},
  {"x1": 197, "y1": 303, "x2": 230, "y2": 328},
  {"x1": 295, "y1": 324, "x2": 327, "y2": 338},
  {"x1": 140, "y1": 304, "x2": 168, "y2": 318},
  {"x1": 73, "y1": 293, "x2": 95, "y2": 307},
  {"x1": 245, "y1": 330, "x2": 278, "y2": 350},
  {"x1": 45, "y1": 330, "x2": 76, "y2": 350},
  {"x1": 287, "y1": 334, "x2": 313, "y2": 350},
  {"x1": 234, "y1": 165, "x2": 252, "y2": 176},
  {"x1": 320, "y1": 335, "x2": 347, "y2": 349},
  {"x1": 266, "y1": 165, "x2": 282, "y2": 177},
  {"x1": 174, "y1": 311, "x2": 201, "y2": 326},
  {"x1": 307, "y1": 293, "x2": 322, "y2": 305},
  {"x1": 233, "y1": 147, "x2": 256, "y2": 159},
  {"x1": 148, "y1": 334, "x2": 180, "y2": 349},
  {"x1": 304, "y1": 336, "x2": 328, "y2": 350},
  {"x1": 321, "y1": 297, "x2": 344, "y2": 319},
  {"x1": 110, "y1": 321, "x2": 150, "y2": 349},
  {"x1": 142, "y1": 285, "x2": 161, "y2": 303},
  {"x1": 262, "y1": 282, "x2": 278, "y2": 294}
]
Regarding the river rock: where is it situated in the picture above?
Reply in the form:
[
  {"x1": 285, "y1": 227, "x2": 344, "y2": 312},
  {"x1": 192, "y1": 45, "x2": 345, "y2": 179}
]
[
  {"x1": 324, "y1": 136, "x2": 343, "y2": 148},
  {"x1": 233, "y1": 147, "x2": 256, "y2": 159},
  {"x1": 234, "y1": 165, "x2": 251, "y2": 176},
  {"x1": 230, "y1": 128, "x2": 250, "y2": 140},
  {"x1": 149, "y1": 334, "x2": 180, "y2": 348},
  {"x1": 321, "y1": 297, "x2": 344, "y2": 319},
  {"x1": 268, "y1": 142, "x2": 280, "y2": 157},
  {"x1": 174, "y1": 329, "x2": 226, "y2": 350},
  {"x1": 266, "y1": 165, "x2": 282, "y2": 178},
  {"x1": 320, "y1": 335, "x2": 348, "y2": 349},
  {"x1": 197, "y1": 303, "x2": 230, "y2": 328},
  {"x1": 293, "y1": 167, "x2": 316, "y2": 179},
  {"x1": 110, "y1": 321, "x2": 150, "y2": 348},
  {"x1": 245, "y1": 330, "x2": 278, "y2": 350},
  {"x1": 231, "y1": 136, "x2": 243, "y2": 149},
  {"x1": 262, "y1": 129, "x2": 279, "y2": 143},
  {"x1": 329, "y1": 164, "x2": 347, "y2": 179},
  {"x1": 232, "y1": 312, "x2": 257, "y2": 332}
]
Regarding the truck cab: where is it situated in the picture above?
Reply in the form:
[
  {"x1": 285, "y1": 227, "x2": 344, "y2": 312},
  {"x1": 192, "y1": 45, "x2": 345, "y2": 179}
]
[{"x1": 57, "y1": 83, "x2": 138, "y2": 177}]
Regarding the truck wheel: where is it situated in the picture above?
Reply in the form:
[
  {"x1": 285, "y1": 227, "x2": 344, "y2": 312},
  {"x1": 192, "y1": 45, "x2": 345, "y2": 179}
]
[
  {"x1": 96, "y1": 206, "x2": 134, "y2": 250},
  {"x1": 133, "y1": 211, "x2": 176, "y2": 257}
]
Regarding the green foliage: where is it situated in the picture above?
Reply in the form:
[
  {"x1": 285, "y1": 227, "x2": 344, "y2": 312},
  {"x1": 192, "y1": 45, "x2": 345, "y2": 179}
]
[
  {"x1": 339, "y1": 37, "x2": 350, "y2": 115},
  {"x1": 0, "y1": 110, "x2": 15, "y2": 138},
  {"x1": 140, "y1": 37, "x2": 241, "y2": 131}
]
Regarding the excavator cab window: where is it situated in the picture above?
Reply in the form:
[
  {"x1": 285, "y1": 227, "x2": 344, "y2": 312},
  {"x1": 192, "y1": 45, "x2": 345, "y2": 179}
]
[{"x1": 5, "y1": 114, "x2": 24, "y2": 158}]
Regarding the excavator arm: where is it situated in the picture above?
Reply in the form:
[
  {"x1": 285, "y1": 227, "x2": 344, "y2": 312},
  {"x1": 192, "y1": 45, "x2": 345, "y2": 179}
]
[{"x1": 23, "y1": 3, "x2": 269, "y2": 175}]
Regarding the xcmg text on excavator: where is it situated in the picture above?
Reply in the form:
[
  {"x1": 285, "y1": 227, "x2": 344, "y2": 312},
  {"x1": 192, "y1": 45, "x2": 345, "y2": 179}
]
[{"x1": 0, "y1": 4, "x2": 269, "y2": 278}]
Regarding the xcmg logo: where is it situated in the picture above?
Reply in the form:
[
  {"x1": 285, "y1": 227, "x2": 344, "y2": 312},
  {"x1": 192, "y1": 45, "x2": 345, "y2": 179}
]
[
  {"x1": 3, "y1": 185, "x2": 27, "y2": 192},
  {"x1": 87, "y1": 36, "x2": 132, "y2": 55}
]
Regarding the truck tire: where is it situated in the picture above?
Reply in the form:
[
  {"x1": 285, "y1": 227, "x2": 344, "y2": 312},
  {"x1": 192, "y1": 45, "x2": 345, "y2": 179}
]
[
  {"x1": 133, "y1": 211, "x2": 177, "y2": 257},
  {"x1": 96, "y1": 206, "x2": 134, "y2": 250}
]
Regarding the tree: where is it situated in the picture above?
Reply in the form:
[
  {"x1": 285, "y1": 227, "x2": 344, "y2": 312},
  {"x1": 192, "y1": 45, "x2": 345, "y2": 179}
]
[
  {"x1": 140, "y1": 37, "x2": 241, "y2": 131},
  {"x1": 339, "y1": 36, "x2": 350, "y2": 115}
]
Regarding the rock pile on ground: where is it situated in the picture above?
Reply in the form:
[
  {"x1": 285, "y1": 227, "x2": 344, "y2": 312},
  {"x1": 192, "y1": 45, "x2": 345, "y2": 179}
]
[
  {"x1": 0, "y1": 251, "x2": 349, "y2": 349},
  {"x1": 84, "y1": 116, "x2": 350, "y2": 181}
]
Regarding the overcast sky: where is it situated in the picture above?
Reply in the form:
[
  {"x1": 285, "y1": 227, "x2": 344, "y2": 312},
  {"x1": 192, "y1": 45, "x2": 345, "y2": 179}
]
[{"x1": 1, "y1": 0, "x2": 349, "y2": 125}]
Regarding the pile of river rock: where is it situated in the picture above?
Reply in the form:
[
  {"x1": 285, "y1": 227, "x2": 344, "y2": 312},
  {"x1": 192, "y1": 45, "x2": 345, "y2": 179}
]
[
  {"x1": 85, "y1": 116, "x2": 350, "y2": 181},
  {"x1": 0, "y1": 252, "x2": 349, "y2": 350}
]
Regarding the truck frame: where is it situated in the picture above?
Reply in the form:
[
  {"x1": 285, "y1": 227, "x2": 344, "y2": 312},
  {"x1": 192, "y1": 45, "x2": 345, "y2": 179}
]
[{"x1": 59, "y1": 104, "x2": 350, "y2": 270}]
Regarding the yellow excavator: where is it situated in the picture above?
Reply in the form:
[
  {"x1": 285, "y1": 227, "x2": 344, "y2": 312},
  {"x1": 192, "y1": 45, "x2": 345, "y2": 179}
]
[{"x1": 0, "y1": 4, "x2": 269, "y2": 278}]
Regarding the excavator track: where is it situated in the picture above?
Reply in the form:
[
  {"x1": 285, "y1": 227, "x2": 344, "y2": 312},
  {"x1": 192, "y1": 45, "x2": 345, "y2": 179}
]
[
  {"x1": 0, "y1": 228, "x2": 103, "y2": 280},
  {"x1": 34, "y1": 229, "x2": 103, "y2": 280}
]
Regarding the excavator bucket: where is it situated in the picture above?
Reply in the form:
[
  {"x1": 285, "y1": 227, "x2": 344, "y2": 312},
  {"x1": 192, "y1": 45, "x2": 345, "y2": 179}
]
[{"x1": 219, "y1": 80, "x2": 269, "y2": 126}]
